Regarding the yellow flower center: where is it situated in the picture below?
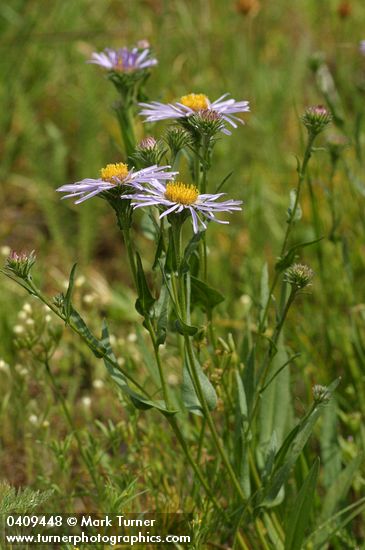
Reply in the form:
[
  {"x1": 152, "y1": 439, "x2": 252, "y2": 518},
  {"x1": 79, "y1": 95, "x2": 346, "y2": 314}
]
[
  {"x1": 165, "y1": 182, "x2": 199, "y2": 205},
  {"x1": 100, "y1": 163, "x2": 129, "y2": 183},
  {"x1": 115, "y1": 58, "x2": 125, "y2": 71},
  {"x1": 179, "y1": 93, "x2": 209, "y2": 111}
]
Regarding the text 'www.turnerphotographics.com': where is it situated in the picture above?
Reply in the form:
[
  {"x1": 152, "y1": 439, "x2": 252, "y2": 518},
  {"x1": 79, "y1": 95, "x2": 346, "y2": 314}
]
[{"x1": 3, "y1": 514, "x2": 193, "y2": 546}]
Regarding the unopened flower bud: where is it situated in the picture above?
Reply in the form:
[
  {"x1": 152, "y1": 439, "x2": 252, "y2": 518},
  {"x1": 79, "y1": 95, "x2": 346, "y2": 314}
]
[
  {"x1": 5, "y1": 250, "x2": 36, "y2": 279},
  {"x1": 284, "y1": 264, "x2": 314, "y2": 290},
  {"x1": 138, "y1": 136, "x2": 157, "y2": 150},
  {"x1": 164, "y1": 127, "x2": 192, "y2": 157},
  {"x1": 133, "y1": 136, "x2": 165, "y2": 166},
  {"x1": 186, "y1": 109, "x2": 225, "y2": 139},
  {"x1": 302, "y1": 105, "x2": 332, "y2": 135},
  {"x1": 313, "y1": 384, "x2": 330, "y2": 403},
  {"x1": 53, "y1": 293, "x2": 65, "y2": 309}
]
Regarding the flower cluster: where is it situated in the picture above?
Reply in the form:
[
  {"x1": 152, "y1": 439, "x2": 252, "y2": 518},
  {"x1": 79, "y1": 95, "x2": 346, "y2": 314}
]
[
  {"x1": 57, "y1": 43, "x2": 246, "y2": 234},
  {"x1": 58, "y1": 164, "x2": 242, "y2": 234}
]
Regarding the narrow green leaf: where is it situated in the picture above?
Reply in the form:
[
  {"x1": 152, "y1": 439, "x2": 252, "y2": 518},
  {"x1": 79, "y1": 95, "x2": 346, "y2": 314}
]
[
  {"x1": 135, "y1": 252, "x2": 155, "y2": 317},
  {"x1": 235, "y1": 371, "x2": 251, "y2": 496},
  {"x1": 154, "y1": 284, "x2": 169, "y2": 346},
  {"x1": 152, "y1": 230, "x2": 165, "y2": 270},
  {"x1": 321, "y1": 396, "x2": 341, "y2": 488},
  {"x1": 284, "y1": 458, "x2": 319, "y2": 550},
  {"x1": 70, "y1": 308, "x2": 106, "y2": 358},
  {"x1": 259, "y1": 337, "x2": 291, "y2": 459},
  {"x1": 190, "y1": 276, "x2": 225, "y2": 311},
  {"x1": 259, "y1": 263, "x2": 269, "y2": 328},
  {"x1": 63, "y1": 263, "x2": 77, "y2": 321},
  {"x1": 261, "y1": 400, "x2": 325, "y2": 505},
  {"x1": 182, "y1": 353, "x2": 217, "y2": 415},
  {"x1": 181, "y1": 231, "x2": 204, "y2": 274},
  {"x1": 175, "y1": 318, "x2": 198, "y2": 336},
  {"x1": 287, "y1": 189, "x2": 302, "y2": 222},
  {"x1": 320, "y1": 454, "x2": 363, "y2": 522},
  {"x1": 275, "y1": 237, "x2": 323, "y2": 273},
  {"x1": 305, "y1": 497, "x2": 365, "y2": 548},
  {"x1": 164, "y1": 228, "x2": 177, "y2": 275},
  {"x1": 216, "y1": 170, "x2": 234, "y2": 193},
  {"x1": 242, "y1": 346, "x2": 256, "y2": 414}
]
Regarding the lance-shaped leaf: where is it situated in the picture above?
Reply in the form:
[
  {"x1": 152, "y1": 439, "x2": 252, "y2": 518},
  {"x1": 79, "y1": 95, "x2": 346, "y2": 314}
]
[
  {"x1": 284, "y1": 459, "x2": 319, "y2": 550},
  {"x1": 275, "y1": 237, "x2": 323, "y2": 273},
  {"x1": 190, "y1": 276, "x2": 225, "y2": 311},
  {"x1": 259, "y1": 262, "x2": 269, "y2": 329},
  {"x1": 70, "y1": 308, "x2": 107, "y2": 358},
  {"x1": 154, "y1": 284, "x2": 169, "y2": 346},
  {"x1": 260, "y1": 379, "x2": 340, "y2": 506},
  {"x1": 175, "y1": 318, "x2": 198, "y2": 336},
  {"x1": 164, "y1": 228, "x2": 178, "y2": 275},
  {"x1": 287, "y1": 189, "x2": 302, "y2": 222},
  {"x1": 135, "y1": 252, "x2": 156, "y2": 318},
  {"x1": 234, "y1": 371, "x2": 251, "y2": 497},
  {"x1": 181, "y1": 352, "x2": 217, "y2": 415},
  {"x1": 180, "y1": 231, "x2": 204, "y2": 274},
  {"x1": 63, "y1": 263, "x2": 77, "y2": 322}
]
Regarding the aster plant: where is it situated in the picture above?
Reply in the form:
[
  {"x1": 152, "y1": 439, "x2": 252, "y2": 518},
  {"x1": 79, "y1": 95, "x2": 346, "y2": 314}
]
[
  {"x1": 3, "y1": 39, "x2": 344, "y2": 550},
  {"x1": 89, "y1": 42, "x2": 158, "y2": 158}
]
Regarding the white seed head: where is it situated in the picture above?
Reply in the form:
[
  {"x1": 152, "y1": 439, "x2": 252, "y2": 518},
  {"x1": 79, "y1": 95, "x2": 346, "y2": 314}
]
[
  {"x1": 83, "y1": 293, "x2": 96, "y2": 304},
  {"x1": 75, "y1": 275, "x2": 86, "y2": 287},
  {"x1": 0, "y1": 245, "x2": 11, "y2": 256},
  {"x1": 29, "y1": 414, "x2": 38, "y2": 424},
  {"x1": 81, "y1": 396, "x2": 92, "y2": 408}
]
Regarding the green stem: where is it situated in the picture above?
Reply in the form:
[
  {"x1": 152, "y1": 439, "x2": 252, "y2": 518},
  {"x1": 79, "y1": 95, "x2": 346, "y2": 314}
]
[
  {"x1": 169, "y1": 217, "x2": 248, "y2": 504},
  {"x1": 118, "y1": 222, "x2": 228, "y2": 515},
  {"x1": 122, "y1": 227, "x2": 137, "y2": 288},
  {"x1": 115, "y1": 101, "x2": 136, "y2": 159},
  {"x1": 184, "y1": 335, "x2": 247, "y2": 502},
  {"x1": 248, "y1": 288, "x2": 296, "y2": 428},
  {"x1": 167, "y1": 415, "x2": 226, "y2": 516},
  {"x1": 258, "y1": 132, "x2": 316, "y2": 333},
  {"x1": 146, "y1": 319, "x2": 172, "y2": 411},
  {"x1": 280, "y1": 132, "x2": 316, "y2": 257}
]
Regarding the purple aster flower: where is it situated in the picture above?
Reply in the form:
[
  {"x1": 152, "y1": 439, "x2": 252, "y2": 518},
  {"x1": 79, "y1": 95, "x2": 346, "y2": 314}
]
[
  {"x1": 88, "y1": 46, "x2": 157, "y2": 72},
  {"x1": 56, "y1": 164, "x2": 177, "y2": 204},
  {"x1": 139, "y1": 92, "x2": 250, "y2": 135},
  {"x1": 121, "y1": 180, "x2": 242, "y2": 233},
  {"x1": 360, "y1": 40, "x2": 365, "y2": 56}
]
